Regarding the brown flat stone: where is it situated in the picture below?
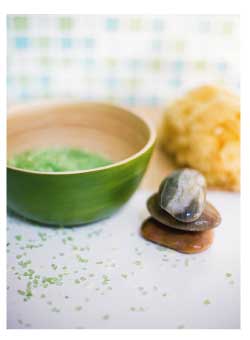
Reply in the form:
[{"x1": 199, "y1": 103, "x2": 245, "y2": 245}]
[
  {"x1": 141, "y1": 217, "x2": 214, "y2": 254},
  {"x1": 147, "y1": 194, "x2": 221, "y2": 232}
]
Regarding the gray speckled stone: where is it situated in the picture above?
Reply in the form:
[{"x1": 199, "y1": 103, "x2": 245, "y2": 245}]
[{"x1": 158, "y1": 169, "x2": 206, "y2": 223}]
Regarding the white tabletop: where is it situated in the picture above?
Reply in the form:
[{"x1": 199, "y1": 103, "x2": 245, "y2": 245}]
[{"x1": 7, "y1": 190, "x2": 240, "y2": 329}]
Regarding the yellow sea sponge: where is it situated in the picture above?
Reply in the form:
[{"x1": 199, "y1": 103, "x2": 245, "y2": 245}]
[{"x1": 159, "y1": 85, "x2": 240, "y2": 191}]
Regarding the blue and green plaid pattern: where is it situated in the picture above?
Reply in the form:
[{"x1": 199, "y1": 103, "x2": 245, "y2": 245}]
[{"x1": 7, "y1": 15, "x2": 240, "y2": 106}]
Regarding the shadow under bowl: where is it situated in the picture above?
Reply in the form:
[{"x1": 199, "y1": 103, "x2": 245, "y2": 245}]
[{"x1": 7, "y1": 101, "x2": 156, "y2": 226}]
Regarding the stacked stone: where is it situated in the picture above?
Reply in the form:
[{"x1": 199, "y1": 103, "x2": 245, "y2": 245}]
[{"x1": 141, "y1": 169, "x2": 221, "y2": 254}]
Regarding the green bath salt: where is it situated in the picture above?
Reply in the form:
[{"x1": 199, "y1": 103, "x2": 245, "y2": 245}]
[{"x1": 8, "y1": 147, "x2": 112, "y2": 172}]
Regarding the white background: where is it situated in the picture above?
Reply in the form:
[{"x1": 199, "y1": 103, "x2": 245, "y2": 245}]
[{"x1": 7, "y1": 190, "x2": 240, "y2": 329}]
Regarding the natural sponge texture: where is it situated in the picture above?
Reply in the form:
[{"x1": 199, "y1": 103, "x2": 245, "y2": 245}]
[{"x1": 159, "y1": 85, "x2": 240, "y2": 191}]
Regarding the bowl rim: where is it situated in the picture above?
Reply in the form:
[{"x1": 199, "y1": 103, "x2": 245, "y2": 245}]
[{"x1": 7, "y1": 100, "x2": 156, "y2": 176}]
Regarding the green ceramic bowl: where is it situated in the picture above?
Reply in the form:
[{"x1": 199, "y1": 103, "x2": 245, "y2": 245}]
[{"x1": 7, "y1": 101, "x2": 156, "y2": 226}]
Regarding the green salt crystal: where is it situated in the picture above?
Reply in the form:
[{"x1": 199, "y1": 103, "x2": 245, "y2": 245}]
[{"x1": 8, "y1": 147, "x2": 112, "y2": 172}]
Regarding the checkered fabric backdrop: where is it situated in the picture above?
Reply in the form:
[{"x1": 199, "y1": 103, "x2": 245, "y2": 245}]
[{"x1": 7, "y1": 15, "x2": 240, "y2": 107}]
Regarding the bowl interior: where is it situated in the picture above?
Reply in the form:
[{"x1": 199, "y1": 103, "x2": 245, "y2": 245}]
[{"x1": 7, "y1": 102, "x2": 152, "y2": 167}]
